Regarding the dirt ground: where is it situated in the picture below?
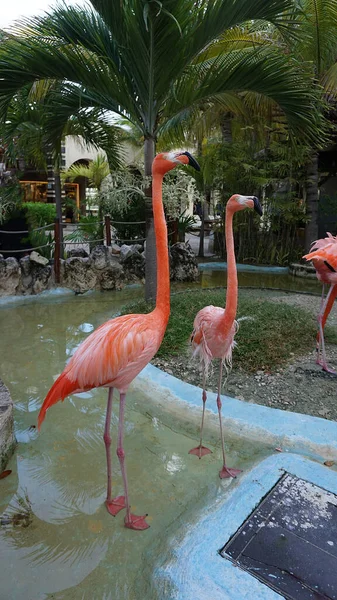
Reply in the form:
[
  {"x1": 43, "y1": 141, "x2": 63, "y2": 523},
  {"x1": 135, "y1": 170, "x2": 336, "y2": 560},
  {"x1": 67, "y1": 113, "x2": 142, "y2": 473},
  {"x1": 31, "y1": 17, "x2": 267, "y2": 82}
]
[{"x1": 152, "y1": 289, "x2": 337, "y2": 422}]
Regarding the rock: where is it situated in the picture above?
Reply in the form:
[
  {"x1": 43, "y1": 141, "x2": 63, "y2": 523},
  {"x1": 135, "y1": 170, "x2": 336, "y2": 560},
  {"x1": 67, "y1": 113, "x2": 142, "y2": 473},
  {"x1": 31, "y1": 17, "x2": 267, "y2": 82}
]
[
  {"x1": 0, "y1": 379, "x2": 16, "y2": 472},
  {"x1": 123, "y1": 252, "x2": 145, "y2": 280},
  {"x1": 98, "y1": 263, "x2": 124, "y2": 291},
  {"x1": 90, "y1": 245, "x2": 111, "y2": 270},
  {"x1": 120, "y1": 244, "x2": 141, "y2": 261},
  {"x1": 29, "y1": 251, "x2": 49, "y2": 266},
  {"x1": 111, "y1": 243, "x2": 121, "y2": 255},
  {"x1": 61, "y1": 257, "x2": 97, "y2": 294},
  {"x1": 0, "y1": 256, "x2": 21, "y2": 296},
  {"x1": 67, "y1": 248, "x2": 89, "y2": 258},
  {"x1": 169, "y1": 242, "x2": 198, "y2": 282},
  {"x1": 19, "y1": 256, "x2": 52, "y2": 295}
]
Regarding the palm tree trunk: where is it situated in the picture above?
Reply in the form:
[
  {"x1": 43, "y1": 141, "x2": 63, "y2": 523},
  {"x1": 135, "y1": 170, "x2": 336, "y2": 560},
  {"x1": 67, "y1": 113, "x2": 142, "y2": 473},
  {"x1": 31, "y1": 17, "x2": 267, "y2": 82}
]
[
  {"x1": 305, "y1": 152, "x2": 319, "y2": 252},
  {"x1": 198, "y1": 189, "x2": 210, "y2": 257},
  {"x1": 46, "y1": 151, "x2": 64, "y2": 258},
  {"x1": 220, "y1": 112, "x2": 233, "y2": 144},
  {"x1": 144, "y1": 137, "x2": 156, "y2": 302},
  {"x1": 54, "y1": 171, "x2": 64, "y2": 258}
]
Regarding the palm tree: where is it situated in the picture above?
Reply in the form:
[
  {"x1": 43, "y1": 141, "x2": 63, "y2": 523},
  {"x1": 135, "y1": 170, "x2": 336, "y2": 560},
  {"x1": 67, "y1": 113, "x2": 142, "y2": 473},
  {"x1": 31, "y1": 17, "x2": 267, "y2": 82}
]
[
  {"x1": 0, "y1": 0, "x2": 321, "y2": 298},
  {"x1": 2, "y1": 84, "x2": 124, "y2": 250},
  {"x1": 63, "y1": 154, "x2": 111, "y2": 236}
]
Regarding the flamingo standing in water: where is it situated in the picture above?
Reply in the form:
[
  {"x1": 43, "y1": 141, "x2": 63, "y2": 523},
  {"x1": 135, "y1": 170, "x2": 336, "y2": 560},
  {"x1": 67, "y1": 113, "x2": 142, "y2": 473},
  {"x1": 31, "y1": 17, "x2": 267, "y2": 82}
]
[
  {"x1": 303, "y1": 233, "x2": 337, "y2": 373},
  {"x1": 38, "y1": 150, "x2": 200, "y2": 530},
  {"x1": 189, "y1": 194, "x2": 262, "y2": 478}
]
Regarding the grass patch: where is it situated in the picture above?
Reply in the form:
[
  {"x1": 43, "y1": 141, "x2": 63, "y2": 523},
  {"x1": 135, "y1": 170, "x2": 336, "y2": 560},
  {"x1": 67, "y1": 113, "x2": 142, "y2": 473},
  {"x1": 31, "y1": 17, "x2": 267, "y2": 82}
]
[{"x1": 122, "y1": 290, "x2": 319, "y2": 373}]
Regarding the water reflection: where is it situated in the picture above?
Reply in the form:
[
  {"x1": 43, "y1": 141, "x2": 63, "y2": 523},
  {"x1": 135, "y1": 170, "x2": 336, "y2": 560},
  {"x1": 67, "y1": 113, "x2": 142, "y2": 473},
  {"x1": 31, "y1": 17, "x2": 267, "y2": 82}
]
[
  {"x1": 201, "y1": 269, "x2": 321, "y2": 294},
  {"x1": 0, "y1": 285, "x2": 272, "y2": 599}
]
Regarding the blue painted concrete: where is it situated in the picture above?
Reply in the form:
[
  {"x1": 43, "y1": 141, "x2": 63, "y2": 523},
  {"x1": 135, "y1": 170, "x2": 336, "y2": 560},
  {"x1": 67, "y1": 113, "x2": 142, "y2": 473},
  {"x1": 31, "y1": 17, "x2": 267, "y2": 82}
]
[
  {"x1": 156, "y1": 454, "x2": 337, "y2": 600},
  {"x1": 138, "y1": 364, "x2": 337, "y2": 461},
  {"x1": 198, "y1": 262, "x2": 289, "y2": 274},
  {"x1": 135, "y1": 366, "x2": 337, "y2": 598}
]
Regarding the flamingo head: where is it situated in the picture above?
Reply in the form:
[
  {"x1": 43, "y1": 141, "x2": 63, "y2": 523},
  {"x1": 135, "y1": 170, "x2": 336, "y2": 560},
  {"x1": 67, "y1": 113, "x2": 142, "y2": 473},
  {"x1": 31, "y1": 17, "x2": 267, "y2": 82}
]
[
  {"x1": 152, "y1": 151, "x2": 200, "y2": 175},
  {"x1": 227, "y1": 194, "x2": 262, "y2": 216}
]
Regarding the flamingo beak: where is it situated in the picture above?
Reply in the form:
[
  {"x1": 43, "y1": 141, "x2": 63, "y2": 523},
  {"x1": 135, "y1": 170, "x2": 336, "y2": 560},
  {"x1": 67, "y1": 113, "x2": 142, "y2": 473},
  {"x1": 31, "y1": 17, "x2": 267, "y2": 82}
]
[
  {"x1": 252, "y1": 196, "x2": 263, "y2": 216},
  {"x1": 179, "y1": 151, "x2": 200, "y2": 171}
]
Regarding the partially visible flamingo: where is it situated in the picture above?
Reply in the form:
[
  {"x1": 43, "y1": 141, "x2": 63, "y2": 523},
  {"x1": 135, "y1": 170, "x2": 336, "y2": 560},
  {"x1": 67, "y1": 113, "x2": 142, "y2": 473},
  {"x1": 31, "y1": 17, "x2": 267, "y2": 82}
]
[
  {"x1": 303, "y1": 233, "x2": 337, "y2": 374},
  {"x1": 189, "y1": 194, "x2": 262, "y2": 478},
  {"x1": 38, "y1": 150, "x2": 200, "y2": 531}
]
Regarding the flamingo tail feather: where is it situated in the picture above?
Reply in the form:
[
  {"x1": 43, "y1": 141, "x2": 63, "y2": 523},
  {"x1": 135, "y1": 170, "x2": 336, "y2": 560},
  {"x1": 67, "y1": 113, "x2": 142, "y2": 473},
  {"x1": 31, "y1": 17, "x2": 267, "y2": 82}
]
[{"x1": 38, "y1": 373, "x2": 78, "y2": 431}]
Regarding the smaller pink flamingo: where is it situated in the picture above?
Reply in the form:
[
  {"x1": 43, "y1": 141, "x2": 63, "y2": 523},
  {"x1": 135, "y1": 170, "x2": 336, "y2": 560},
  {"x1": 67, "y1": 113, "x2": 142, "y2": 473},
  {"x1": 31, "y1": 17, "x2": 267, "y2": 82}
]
[
  {"x1": 303, "y1": 233, "x2": 337, "y2": 374},
  {"x1": 189, "y1": 194, "x2": 262, "y2": 478}
]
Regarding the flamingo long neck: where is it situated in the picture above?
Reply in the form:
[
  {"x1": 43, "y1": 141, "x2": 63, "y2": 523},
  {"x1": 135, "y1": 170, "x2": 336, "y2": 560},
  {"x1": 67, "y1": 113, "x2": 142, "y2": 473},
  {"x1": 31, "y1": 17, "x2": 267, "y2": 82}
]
[
  {"x1": 221, "y1": 206, "x2": 237, "y2": 327},
  {"x1": 152, "y1": 172, "x2": 170, "y2": 322}
]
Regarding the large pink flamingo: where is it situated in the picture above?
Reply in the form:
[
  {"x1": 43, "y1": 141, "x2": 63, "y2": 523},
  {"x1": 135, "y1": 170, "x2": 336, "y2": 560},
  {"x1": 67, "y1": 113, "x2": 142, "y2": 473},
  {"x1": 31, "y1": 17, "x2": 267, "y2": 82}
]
[
  {"x1": 303, "y1": 233, "x2": 337, "y2": 374},
  {"x1": 38, "y1": 151, "x2": 200, "y2": 530},
  {"x1": 189, "y1": 194, "x2": 262, "y2": 478}
]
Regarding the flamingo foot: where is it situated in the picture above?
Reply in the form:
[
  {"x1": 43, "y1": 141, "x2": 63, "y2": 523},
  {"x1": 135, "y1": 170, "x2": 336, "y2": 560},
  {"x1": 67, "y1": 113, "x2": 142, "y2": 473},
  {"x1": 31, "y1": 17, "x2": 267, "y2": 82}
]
[
  {"x1": 188, "y1": 445, "x2": 212, "y2": 459},
  {"x1": 322, "y1": 364, "x2": 337, "y2": 375},
  {"x1": 105, "y1": 495, "x2": 126, "y2": 516},
  {"x1": 219, "y1": 465, "x2": 242, "y2": 479},
  {"x1": 124, "y1": 513, "x2": 150, "y2": 530},
  {"x1": 316, "y1": 359, "x2": 337, "y2": 374}
]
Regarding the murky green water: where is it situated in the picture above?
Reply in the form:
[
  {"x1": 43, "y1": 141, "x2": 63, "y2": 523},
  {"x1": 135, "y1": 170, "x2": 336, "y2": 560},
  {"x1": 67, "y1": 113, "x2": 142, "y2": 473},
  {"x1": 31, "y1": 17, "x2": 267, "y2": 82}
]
[
  {"x1": 0, "y1": 286, "x2": 270, "y2": 600},
  {"x1": 0, "y1": 271, "x2": 319, "y2": 599},
  {"x1": 201, "y1": 269, "x2": 321, "y2": 294}
]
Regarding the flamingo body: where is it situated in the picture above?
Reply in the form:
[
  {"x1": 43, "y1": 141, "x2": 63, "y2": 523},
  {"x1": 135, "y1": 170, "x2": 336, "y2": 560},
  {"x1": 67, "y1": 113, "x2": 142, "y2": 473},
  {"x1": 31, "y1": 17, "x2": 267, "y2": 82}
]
[
  {"x1": 37, "y1": 150, "x2": 200, "y2": 531},
  {"x1": 189, "y1": 194, "x2": 263, "y2": 478},
  {"x1": 38, "y1": 312, "x2": 165, "y2": 428},
  {"x1": 303, "y1": 233, "x2": 337, "y2": 373},
  {"x1": 192, "y1": 306, "x2": 237, "y2": 368}
]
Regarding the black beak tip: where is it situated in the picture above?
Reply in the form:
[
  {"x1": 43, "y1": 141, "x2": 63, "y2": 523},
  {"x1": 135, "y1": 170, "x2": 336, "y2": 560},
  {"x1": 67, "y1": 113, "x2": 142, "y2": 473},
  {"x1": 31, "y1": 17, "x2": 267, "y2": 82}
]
[
  {"x1": 181, "y1": 151, "x2": 200, "y2": 172},
  {"x1": 253, "y1": 196, "x2": 263, "y2": 216}
]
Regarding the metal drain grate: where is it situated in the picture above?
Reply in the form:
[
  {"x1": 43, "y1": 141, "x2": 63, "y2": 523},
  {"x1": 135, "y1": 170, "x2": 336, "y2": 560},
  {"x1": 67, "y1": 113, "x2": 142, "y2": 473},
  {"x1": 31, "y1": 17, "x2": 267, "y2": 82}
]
[{"x1": 220, "y1": 473, "x2": 337, "y2": 599}]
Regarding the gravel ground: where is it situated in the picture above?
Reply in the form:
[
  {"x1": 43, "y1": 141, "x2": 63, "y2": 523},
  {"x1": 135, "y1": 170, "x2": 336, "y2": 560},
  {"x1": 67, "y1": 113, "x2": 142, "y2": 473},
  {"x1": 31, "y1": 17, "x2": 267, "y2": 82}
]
[{"x1": 152, "y1": 289, "x2": 337, "y2": 422}]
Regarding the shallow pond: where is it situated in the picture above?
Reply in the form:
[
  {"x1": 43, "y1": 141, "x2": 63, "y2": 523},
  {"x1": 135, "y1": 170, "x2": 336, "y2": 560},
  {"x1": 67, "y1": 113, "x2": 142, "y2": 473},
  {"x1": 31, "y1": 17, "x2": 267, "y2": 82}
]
[{"x1": 0, "y1": 269, "x2": 320, "y2": 599}]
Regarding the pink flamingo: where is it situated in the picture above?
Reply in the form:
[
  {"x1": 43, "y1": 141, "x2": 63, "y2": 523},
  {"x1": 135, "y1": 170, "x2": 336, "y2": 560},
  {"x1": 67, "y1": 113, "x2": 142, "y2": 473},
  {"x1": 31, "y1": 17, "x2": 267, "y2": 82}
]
[
  {"x1": 189, "y1": 194, "x2": 262, "y2": 478},
  {"x1": 303, "y1": 233, "x2": 337, "y2": 374},
  {"x1": 38, "y1": 151, "x2": 200, "y2": 530}
]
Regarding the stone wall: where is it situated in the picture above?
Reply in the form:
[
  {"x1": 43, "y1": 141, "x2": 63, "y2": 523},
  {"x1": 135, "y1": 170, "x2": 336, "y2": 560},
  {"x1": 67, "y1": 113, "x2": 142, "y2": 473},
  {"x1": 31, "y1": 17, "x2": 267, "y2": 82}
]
[
  {"x1": 0, "y1": 242, "x2": 199, "y2": 297},
  {"x1": 0, "y1": 379, "x2": 16, "y2": 472}
]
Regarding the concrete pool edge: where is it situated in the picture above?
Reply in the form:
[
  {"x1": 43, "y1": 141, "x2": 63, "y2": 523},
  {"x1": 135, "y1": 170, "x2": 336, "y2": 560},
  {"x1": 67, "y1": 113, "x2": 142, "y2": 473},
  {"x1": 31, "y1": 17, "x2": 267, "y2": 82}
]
[
  {"x1": 135, "y1": 367, "x2": 337, "y2": 599},
  {"x1": 152, "y1": 453, "x2": 337, "y2": 600},
  {"x1": 198, "y1": 262, "x2": 289, "y2": 274},
  {"x1": 136, "y1": 364, "x2": 337, "y2": 462}
]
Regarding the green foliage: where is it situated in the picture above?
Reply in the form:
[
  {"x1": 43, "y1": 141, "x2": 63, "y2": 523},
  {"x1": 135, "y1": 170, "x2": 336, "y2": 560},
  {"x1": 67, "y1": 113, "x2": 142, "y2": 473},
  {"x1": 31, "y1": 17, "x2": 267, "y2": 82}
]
[
  {"x1": 63, "y1": 154, "x2": 111, "y2": 190},
  {"x1": 23, "y1": 202, "x2": 56, "y2": 228},
  {"x1": 64, "y1": 215, "x2": 102, "y2": 251},
  {"x1": 0, "y1": 183, "x2": 23, "y2": 224},
  {"x1": 0, "y1": 0, "x2": 322, "y2": 146},
  {"x1": 122, "y1": 290, "x2": 317, "y2": 372},
  {"x1": 21, "y1": 202, "x2": 55, "y2": 259},
  {"x1": 178, "y1": 210, "x2": 197, "y2": 241},
  {"x1": 194, "y1": 138, "x2": 310, "y2": 265}
]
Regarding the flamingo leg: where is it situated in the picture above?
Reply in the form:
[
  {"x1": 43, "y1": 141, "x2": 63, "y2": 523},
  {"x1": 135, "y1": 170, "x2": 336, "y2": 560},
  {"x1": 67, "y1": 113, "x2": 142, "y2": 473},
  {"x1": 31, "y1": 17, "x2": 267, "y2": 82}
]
[
  {"x1": 317, "y1": 286, "x2": 336, "y2": 374},
  {"x1": 217, "y1": 360, "x2": 242, "y2": 479},
  {"x1": 316, "y1": 284, "x2": 326, "y2": 364},
  {"x1": 117, "y1": 392, "x2": 149, "y2": 531},
  {"x1": 104, "y1": 388, "x2": 126, "y2": 516},
  {"x1": 189, "y1": 370, "x2": 212, "y2": 458}
]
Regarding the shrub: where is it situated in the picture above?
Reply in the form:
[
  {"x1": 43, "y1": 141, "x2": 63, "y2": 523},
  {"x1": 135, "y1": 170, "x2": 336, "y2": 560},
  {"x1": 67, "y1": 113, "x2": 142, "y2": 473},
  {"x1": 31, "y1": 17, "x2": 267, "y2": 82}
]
[{"x1": 23, "y1": 202, "x2": 56, "y2": 229}]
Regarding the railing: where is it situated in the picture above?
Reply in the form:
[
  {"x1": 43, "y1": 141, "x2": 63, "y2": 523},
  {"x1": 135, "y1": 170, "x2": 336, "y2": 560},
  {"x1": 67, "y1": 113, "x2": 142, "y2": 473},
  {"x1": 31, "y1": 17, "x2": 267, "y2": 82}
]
[{"x1": 0, "y1": 215, "x2": 179, "y2": 285}]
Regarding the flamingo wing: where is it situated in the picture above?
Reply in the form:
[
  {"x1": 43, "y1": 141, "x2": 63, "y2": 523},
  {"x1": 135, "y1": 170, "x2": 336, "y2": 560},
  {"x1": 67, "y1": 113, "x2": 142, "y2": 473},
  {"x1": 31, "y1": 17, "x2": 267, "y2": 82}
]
[{"x1": 38, "y1": 313, "x2": 161, "y2": 429}]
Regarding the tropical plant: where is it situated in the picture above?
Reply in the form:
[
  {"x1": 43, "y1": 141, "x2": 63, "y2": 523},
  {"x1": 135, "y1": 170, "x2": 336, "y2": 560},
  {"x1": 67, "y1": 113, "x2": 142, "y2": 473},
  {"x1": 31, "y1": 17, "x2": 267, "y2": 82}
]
[
  {"x1": 177, "y1": 210, "x2": 197, "y2": 242},
  {"x1": 23, "y1": 202, "x2": 56, "y2": 229},
  {"x1": 0, "y1": 0, "x2": 322, "y2": 298},
  {"x1": 64, "y1": 215, "x2": 102, "y2": 252},
  {"x1": 0, "y1": 182, "x2": 22, "y2": 224}
]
